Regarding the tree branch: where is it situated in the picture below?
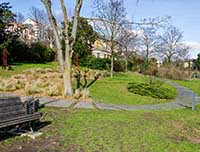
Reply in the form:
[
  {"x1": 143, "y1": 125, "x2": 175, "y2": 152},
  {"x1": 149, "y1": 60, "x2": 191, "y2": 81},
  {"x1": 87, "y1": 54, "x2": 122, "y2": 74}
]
[
  {"x1": 41, "y1": 0, "x2": 64, "y2": 72},
  {"x1": 71, "y1": 0, "x2": 83, "y2": 46}
]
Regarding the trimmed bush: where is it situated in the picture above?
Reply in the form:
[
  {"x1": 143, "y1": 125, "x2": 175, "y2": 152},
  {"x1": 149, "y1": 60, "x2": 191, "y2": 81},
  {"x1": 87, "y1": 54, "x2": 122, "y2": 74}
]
[
  {"x1": 79, "y1": 56, "x2": 127, "y2": 72},
  {"x1": 127, "y1": 82, "x2": 177, "y2": 99},
  {"x1": 7, "y1": 40, "x2": 56, "y2": 63},
  {"x1": 79, "y1": 56, "x2": 111, "y2": 70}
]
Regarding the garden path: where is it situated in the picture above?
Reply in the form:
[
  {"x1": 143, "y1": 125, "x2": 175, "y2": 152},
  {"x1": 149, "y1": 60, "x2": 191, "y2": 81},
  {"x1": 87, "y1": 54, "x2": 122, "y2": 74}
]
[{"x1": 38, "y1": 82, "x2": 200, "y2": 111}]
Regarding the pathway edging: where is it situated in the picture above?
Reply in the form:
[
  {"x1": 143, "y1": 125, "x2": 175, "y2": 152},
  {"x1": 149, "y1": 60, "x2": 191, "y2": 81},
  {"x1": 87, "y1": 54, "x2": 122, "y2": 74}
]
[
  {"x1": 1, "y1": 82, "x2": 199, "y2": 111},
  {"x1": 40, "y1": 82, "x2": 200, "y2": 111}
]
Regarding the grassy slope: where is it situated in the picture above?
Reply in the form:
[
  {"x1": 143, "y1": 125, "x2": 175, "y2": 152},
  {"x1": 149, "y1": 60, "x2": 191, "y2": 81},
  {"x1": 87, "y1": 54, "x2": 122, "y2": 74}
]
[
  {"x1": 90, "y1": 72, "x2": 177, "y2": 105},
  {"x1": 0, "y1": 63, "x2": 177, "y2": 105},
  {"x1": 1, "y1": 107, "x2": 200, "y2": 151},
  {"x1": 174, "y1": 79, "x2": 200, "y2": 95},
  {"x1": 0, "y1": 62, "x2": 58, "y2": 78}
]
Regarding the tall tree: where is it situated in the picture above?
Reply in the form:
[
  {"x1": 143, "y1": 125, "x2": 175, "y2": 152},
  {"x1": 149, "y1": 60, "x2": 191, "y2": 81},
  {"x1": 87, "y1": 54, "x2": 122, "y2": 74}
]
[
  {"x1": 71, "y1": 17, "x2": 97, "y2": 58},
  {"x1": 117, "y1": 29, "x2": 138, "y2": 71},
  {"x1": 138, "y1": 26, "x2": 160, "y2": 64},
  {"x1": 15, "y1": 12, "x2": 24, "y2": 23},
  {"x1": 0, "y1": 2, "x2": 17, "y2": 49},
  {"x1": 92, "y1": 0, "x2": 127, "y2": 77},
  {"x1": 195, "y1": 54, "x2": 200, "y2": 70},
  {"x1": 158, "y1": 25, "x2": 189, "y2": 63},
  {"x1": 29, "y1": 7, "x2": 48, "y2": 26},
  {"x1": 42, "y1": 0, "x2": 83, "y2": 96},
  {"x1": 29, "y1": 7, "x2": 50, "y2": 42}
]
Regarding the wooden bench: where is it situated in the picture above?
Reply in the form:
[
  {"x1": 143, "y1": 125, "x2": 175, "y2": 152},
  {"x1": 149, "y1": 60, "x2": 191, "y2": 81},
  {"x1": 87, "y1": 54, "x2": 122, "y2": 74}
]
[{"x1": 0, "y1": 95, "x2": 42, "y2": 132}]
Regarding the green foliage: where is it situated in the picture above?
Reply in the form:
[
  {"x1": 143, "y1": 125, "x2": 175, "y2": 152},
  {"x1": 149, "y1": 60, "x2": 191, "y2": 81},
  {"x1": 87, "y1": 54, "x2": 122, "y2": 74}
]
[
  {"x1": 139, "y1": 61, "x2": 150, "y2": 73},
  {"x1": 3, "y1": 106, "x2": 200, "y2": 151},
  {"x1": 29, "y1": 42, "x2": 55, "y2": 62},
  {"x1": 74, "y1": 17, "x2": 97, "y2": 58},
  {"x1": 79, "y1": 56, "x2": 110, "y2": 70},
  {"x1": 90, "y1": 72, "x2": 176, "y2": 105},
  {"x1": 78, "y1": 56, "x2": 127, "y2": 72},
  {"x1": 192, "y1": 72, "x2": 200, "y2": 79},
  {"x1": 128, "y1": 80, "x2": 177, "y2": 99},
  {"x1": 7, "y1": 40, "x2": 55, "y2": 63},
  {"x1": 195, "y1": 53, "x2": 200, "y2": 70},
  {"x1": 0, "y1": 2, "x2": 17, "y2": 49},
  {"x1": 0, "y1": 62, "x2": 58, "y2": 78},
  {"x1": 62, "y1": 17, "x2": 97, "y2": 59},
  {"x1": 113, "y1": 60, "x2": 126, "y2": 72}
]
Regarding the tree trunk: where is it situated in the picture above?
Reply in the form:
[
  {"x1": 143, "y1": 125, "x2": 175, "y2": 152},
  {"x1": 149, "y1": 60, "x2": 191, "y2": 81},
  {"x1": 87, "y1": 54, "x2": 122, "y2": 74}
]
[
  {"x1": 63, "y1": 45, "x2": 73, "y2": 96},
  {"x1": 110, "y1": 55, "x2": 114, "y2": 78},
  {"x1": 42, "y1": 0, "x2": 83, "y2": 97},
  {"x1": 125, "y1": 57, "x2": 128, "y2": 72},
  {"x1": 63, "y1": 61, "x2": 73, "y2": 96},
  {"x1": 110, "y1": 41, "x2": 114, "y2": 78}
]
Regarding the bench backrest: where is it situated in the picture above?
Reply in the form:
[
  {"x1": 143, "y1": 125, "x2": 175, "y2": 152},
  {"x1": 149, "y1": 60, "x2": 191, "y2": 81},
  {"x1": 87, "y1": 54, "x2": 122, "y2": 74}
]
[{"x1": 0, "y1": 96, "x2": 26, "y2": 122}]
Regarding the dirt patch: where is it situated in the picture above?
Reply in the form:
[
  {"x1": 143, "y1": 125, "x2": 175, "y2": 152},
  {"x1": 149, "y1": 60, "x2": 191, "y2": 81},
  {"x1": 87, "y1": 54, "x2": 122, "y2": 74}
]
[
  {"x1": 0, "y1": 134, "x2": 62, "y2": 152},
  {"x1": 169, "y1": 121, "x2": 200, "y2": 144}
]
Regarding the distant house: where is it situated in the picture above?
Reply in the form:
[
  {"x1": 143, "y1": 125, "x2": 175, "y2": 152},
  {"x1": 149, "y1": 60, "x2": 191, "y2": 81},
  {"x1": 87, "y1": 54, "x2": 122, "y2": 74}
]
[
  {"x1": 92, "y1": 39, "x2": 121, "y2": 59},
  {"x1": 5, "y1": 22, "x2": 20, "y2": 33},
  {"x1": 20, "y1": 18, "x2": 41, "y2": 42},
  {"x1": 92, "y1": 39, "x2": 111, "y2": 58},
  {"x1": 184, "y1": 59, "x2": 197, "y2": 70},
  {"x1": 5, "y1": 18, "x2": 54, "y2": 47}
]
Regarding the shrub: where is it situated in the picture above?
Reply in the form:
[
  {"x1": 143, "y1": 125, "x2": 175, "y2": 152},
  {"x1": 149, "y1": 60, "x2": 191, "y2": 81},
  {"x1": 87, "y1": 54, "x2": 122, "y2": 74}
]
[
  {"x1": 79, "y1": 56, "x2": 127, "y2": 72},
  {"x1": 141, "y1": 65, "x2": 158, "y2": 76},
  {"x1": 157, "y1": 65, "x2": 192, "y2": 80},
  {"x1": 79, "y1": 56, "x2": 111, "y2": 70},
  {"x1": 113, "y1": 60, "x2": 126, "y2": 72},
  {"x1": 127, "y1": 81, "x2": 177, "y2": 99},
  {"x1": 29, "y1": 42, "x2": 56, "y2": 63},
  {"x1": 7, "y1": 40, "x2": 56, "y2": 63},
  {"x1": 192, "y1": 72, "x2": 200, "y2": 79}
]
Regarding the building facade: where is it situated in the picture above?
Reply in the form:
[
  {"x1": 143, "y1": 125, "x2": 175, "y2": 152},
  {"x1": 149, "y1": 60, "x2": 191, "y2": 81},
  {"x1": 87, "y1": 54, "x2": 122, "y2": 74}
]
[
  {"x1": 20, "y1": 18, "x2": 40, "y2": 42},
  {"x1": 92, "y1": 39, "x2": 111, "y2": 58}
]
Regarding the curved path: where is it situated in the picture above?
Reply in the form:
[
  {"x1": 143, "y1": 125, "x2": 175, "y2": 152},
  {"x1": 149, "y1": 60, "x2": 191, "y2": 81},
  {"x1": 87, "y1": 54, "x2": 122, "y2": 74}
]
[{"x1": 37, "y1": 82, "x2": 200, "y2": 111}]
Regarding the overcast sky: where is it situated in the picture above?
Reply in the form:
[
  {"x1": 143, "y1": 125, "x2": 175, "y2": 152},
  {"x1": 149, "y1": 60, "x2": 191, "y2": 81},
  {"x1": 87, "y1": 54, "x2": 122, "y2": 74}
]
[{"x1": 7, "y1": 0, "x2": 200, "y2": 58}]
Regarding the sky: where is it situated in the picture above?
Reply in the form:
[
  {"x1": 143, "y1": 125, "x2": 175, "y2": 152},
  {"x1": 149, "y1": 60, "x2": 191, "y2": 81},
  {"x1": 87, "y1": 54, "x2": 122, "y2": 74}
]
[{"x1": 6, "y1": 0, "x2": 200, "y2": 59}]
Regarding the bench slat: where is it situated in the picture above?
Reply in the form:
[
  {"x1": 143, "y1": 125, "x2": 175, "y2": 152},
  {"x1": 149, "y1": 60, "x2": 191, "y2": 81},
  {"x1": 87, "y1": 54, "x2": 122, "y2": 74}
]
[
  {"x1": 0, "y1": 113, "x2": 42, "y2": 128},
  {"x1": 0, "y1": 110, "x2": 26, "y2": 120},
  {"x1": 0, "y1": 105, "x2": 24, "y2": 113},
  {"x1": 0, "y1": 95, "x2": 42, "y2": 130},
  {"x1": 0, "y1": 100, "x2": 22, "y2": 107}
]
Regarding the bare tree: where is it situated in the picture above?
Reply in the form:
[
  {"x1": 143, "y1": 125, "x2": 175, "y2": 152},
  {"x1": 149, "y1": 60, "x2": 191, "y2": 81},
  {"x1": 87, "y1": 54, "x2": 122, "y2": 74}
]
[
  {"x1": 41, "y1": 0, "x2": 83, "y2": 96},
  {"x1": 117, "y1": 28, "x2": 138, "y2": 71},
  {"x1": 29, "y1": 7, "x2": 51, "y2": 42},
  {"x1": 92, "y1": 0, "x2": 127, "y2": 77},
  {"x1": 158, "y1": 25, "x2": 189, "y2": 63},
  {"x1": 15, "y1": 12, "x2": 24, "y2": 23},
  {"x1": 29, "y1": 7, "x2": 48, "y2": 26},
  {"x1": 138, "y1": 26, "x2": 160, "y2": 63}
]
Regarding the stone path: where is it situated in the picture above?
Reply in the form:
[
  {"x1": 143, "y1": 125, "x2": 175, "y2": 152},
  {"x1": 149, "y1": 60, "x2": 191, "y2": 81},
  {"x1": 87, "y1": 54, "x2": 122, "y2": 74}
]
[{"x1": 38, "y1": 82, "x2": 200, "y2": 111}]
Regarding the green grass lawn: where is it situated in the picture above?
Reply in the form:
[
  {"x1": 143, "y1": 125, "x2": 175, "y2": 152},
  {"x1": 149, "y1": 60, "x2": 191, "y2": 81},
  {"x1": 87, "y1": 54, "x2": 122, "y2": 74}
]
[
  {"x1": 1, "y1": 107, "x2": 200, "y2": 151},
  {"x1": 90, "y1": 72, "x2": 177, "y2": 105},
  {"x1": 174, "y1": 79, "x2": 200, "y2": 95},
  {"x1": 0, "y1": 62, "x2": 58, "y2": 78},
  {"x1": 0, "y1": 63, "x2": 177, "y2": 105}
]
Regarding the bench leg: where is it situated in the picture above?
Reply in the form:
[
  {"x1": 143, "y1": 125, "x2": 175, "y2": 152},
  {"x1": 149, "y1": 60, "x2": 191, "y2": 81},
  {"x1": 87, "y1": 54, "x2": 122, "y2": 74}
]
[
  {"x1": 30, "y1": 126, "x2": 34, "y2": 133},
  {"x1": 29, "y1": 121, "x2": 35, "y2": 133},
  {"x1": 29, "y1": 120, "x2": 39, "y2": 133}
]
